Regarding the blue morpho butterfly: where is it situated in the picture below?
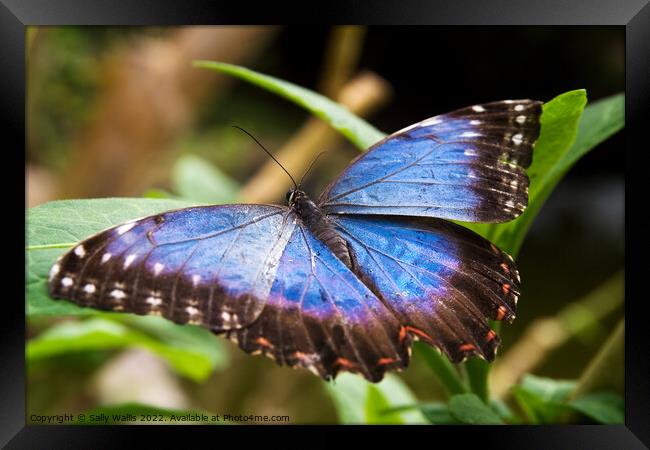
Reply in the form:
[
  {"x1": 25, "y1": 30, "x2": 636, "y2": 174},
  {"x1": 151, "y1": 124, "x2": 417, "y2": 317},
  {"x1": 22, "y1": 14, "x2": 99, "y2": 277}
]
[{"x1": 48, "y1": 99, "x2": 542, "y2": 382}]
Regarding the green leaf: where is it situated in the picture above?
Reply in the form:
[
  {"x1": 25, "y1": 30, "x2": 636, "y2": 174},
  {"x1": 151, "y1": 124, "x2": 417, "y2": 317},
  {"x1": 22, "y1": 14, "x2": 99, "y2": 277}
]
[
  {"x1": 569, "y1": 391, "x2": 624, "y2": 424},
  {"x1": 142, "y1": 188, "x2": 177, "y2": 199},
  {"x1": 381, "y1": 402, "x2": 460, "y2": 424},
  {"x1": 27, "y1": 315, "x2": 228, "y2": 381},
  {"x1": 490, "y1": 398, "x2": 522, "y2": 424},
  {"x1": 192, "y1": 60, "x2": 385, "y2": 150},
  {"x1": 71, "y1": 402, "x2": 222, "y2": 424},
  {"x1": 512, "y1": 374, "x2": 576, "y2": 424},
  {"x1": 27, "y1": 198, "x2": 199, "y2": 316},
  {"x1": 448, "y1": 393, "x2": 504, "y2": 424},
  {"x1": 491, "y1": 92, "x2": 623, "y2": 257},
  {"x1": 324, "y1": 373, "x2": 427, "y2": 424},
  {"x1": 172, "y1": 154, "x2": 240, "y2": 204}
]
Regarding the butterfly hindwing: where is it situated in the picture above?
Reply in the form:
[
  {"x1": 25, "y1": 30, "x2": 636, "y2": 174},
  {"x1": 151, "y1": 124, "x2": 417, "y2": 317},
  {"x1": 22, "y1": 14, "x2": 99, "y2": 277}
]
[
  {"x1": 332, "y1": 214, "x2": 520, "y2": 362},
  {"x1": 228, "y1": 224, "x2": 409, "y2": 382},
  {"x1": 319, "y1": 99, "x2": 542, "y2": 223}
]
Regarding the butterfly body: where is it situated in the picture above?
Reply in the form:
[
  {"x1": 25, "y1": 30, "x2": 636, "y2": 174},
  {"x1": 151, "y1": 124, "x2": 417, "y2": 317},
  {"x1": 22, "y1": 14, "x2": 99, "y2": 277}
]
[
  {"x1": 288, "y1": 189, "x2": 354, "y2": 269},
  {"x1": 48, "y1": 99, "x2": 542, "y2": 382}
]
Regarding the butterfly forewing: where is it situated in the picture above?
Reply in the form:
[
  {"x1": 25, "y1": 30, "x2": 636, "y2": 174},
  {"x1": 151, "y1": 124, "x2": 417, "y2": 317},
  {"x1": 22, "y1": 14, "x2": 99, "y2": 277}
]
[
  {"x1": 48, "y1": 204, "x2": 295, "y2": 330},
  {"x1": 319, "y1": 99, "x2": 542, "y2": 223}
]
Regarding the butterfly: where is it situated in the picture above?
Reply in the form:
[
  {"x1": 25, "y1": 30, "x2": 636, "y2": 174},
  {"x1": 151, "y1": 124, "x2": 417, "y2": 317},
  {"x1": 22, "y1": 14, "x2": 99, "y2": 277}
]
[{"x1": 48, "y1": 99, "x2": 542, "y2": 382}]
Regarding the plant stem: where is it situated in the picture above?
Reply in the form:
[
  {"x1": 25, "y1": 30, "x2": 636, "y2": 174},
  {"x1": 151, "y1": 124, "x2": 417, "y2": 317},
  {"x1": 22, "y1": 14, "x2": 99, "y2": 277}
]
[
  {"x1": 490, "y1": 271, "x2": 624, "y2": 399},
  {"x1": 414, "y1": 342, "x2": 468, "y2": 397},
  {"x1": 570, "y1": 318, "x2": 624, "y2": 400}
]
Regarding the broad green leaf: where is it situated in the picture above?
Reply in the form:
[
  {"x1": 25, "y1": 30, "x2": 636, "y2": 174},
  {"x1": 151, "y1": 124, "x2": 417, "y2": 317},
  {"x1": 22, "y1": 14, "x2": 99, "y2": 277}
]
[
  {"x1": 192, "y1": 60, "x2": 385, "y2": 150},
  {"x1": 325, "y1": 373, "x2": 427, "y2": 424},
  {"x1": 27, "y1": 198, "x2": 199, "y2": 316},
  {"x1": 71, "y1": 402, "x2": 221, "y2": 425},
  {"x1": 512, "y1": 374, "x2": 576, "y2": 424},
  {"x1": 448, "y1": 393, "x2": 504, "y2": 424},
  {"x1": 490, "y1": 398, "x2": 522, "y2": 424},
  {"x1": 172, "y1": 154, "x2": 240, "y2": 204},
  {"x1": 381, "y1": 402, "x2": 460, "y2": 424},
  {"x1": 27, "y1": 316, "x2": 228, "y2": 381},
  {"x1": 569, "y1": 392, "x2": 624, "y2": 424},
  {"x1": 419, "y1": 403, "x2": 460, "y2": 425}
]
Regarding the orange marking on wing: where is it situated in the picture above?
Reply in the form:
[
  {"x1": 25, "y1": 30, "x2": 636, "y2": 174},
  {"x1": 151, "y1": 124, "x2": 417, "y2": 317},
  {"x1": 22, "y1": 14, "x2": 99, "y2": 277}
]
[
  {"x1": 459, "y1": 343, "x2": 476, "y2": 352},
  {"x1": 496, "y1": 306, "x2": 507, "y2": 320},
  {"x1": 500, "y1": 262, "x2": 510, "y2": 273},
  {"x1": 334, "y1": 357, "x2": 356, "y2": 369},
  {"x1": 502, "y1": 283, "x2": 511, "y2": 295},
  {"x1": 255, "y1": 337, "x2": 274, "y2": 349},
  {"x1": 292, "y1": 351, "x2": 306, "y2": 359},
  {"x1": 399, "y1": 326, "x2": 408, "y2": 343},
  {"x1": 490, "y1": 243, "x2": 499, "y2": 254},
  {"x1": 377, "y1": 357, "x2": 397, "y2": 366},
  {"x1": 486, "y1": 330, "x2": 497, "y2": 342},
  {"x1": 405, "y1": 326, "x2": 434, "y2": 343}
]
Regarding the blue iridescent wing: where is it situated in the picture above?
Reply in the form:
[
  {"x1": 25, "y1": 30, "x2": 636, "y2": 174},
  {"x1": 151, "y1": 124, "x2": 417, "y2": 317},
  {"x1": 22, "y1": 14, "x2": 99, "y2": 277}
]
[
  {"x1": 48, "y1": 204, "x2": 408, "y2": 381},
  {"x1": 227, "y1": 224, "x2": 408, "y2": 382},
  {"x1": 319, "y1": 99, "x2": 542, "y2": 222},
  {"x1": 331, "y1": 214, "x2": 520, "y2": 362},
  {"x1": 48, "y1": 204, "x2": 296, "y2": 331}
]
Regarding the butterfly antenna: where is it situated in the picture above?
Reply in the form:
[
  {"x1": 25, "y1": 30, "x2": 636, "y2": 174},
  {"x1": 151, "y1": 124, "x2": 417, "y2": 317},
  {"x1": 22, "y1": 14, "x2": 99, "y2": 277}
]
[
  {"x1": 298, "y1": 151, "x2": 329, "y2": 189},
  {"x1": 232, "y1": 125, "x2": 298, "y2": 189}
]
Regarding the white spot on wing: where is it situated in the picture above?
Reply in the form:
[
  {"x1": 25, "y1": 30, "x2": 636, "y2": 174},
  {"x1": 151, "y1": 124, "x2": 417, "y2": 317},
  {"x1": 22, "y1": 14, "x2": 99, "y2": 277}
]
[
  {"x1": 101, "y1": 253, "x2": 112, "y2": 264},
  {"x1": 464, "y1": 149, "x2": 478, "y2": 156},
  {"x1": 514, "y1": 104, "x2": 525, "y2": 111},
  {"x1": 74, "y1": 245, "x2": 86, "y2": 258},
  {"x1": 116, "y1": 222, "x2": 136, "y2": 235},
  {"x1": 461, "y1": 131, "x2": 481, "y2": 138},
  {"x1": 61, "y1": 276, "x2": 73, "y2": 287},
  {"x1": 186, "y1": 306, "x2": 199, "y2": 316},
  {"x1": 124, "y1": 254, "x2": 136, "y2": 269},
  {"x1": 49, "y1": 264, "x2": 60, "y2": 281},
  {"x1": 469, "y1": 119, "x2": 482, "y2": 125},
  {"x1": 110, "y1": 289, "x2": 126, "y2": 300},
  {"x1": 192, "y1": 274, "x2": 201, "y2": 286},
  {"x1": 153, "y1": 262, "x2": 164, "y2": 276},
  {"x1": 83, "y1": 283, "x2": 96, "y2": 294},
  {"x1": 146, "y1": 296, "x2": 162, "y2": 306},
  {"x1": 512, "y1": 133, "x2": 524, "y2": 145},
  {"x1": 472, "y1": 105, "x2": 485, "y2": 112},
  {"x1": 515, "y1": 115, "x2": 526, "y2": 124},
  {"x1": 221, "y1": 311, "x2": 231, "y2": 322}
]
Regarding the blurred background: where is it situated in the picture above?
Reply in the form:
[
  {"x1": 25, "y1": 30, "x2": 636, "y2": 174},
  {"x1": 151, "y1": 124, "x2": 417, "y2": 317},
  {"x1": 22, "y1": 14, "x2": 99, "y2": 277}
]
[{"x1": 26, "y1": 26, "x2": 624, "y2": 423}]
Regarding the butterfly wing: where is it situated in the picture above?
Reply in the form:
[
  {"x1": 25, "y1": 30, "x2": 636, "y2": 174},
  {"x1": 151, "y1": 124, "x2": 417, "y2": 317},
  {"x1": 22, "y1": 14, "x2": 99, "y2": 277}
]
[
  {"x1": 48, "y1": 204, "x2": 297, "y2": 331},
  {"x1": 331, "y1": 214, "x2": 520, "y2": 362},
  {"x1": 48, "y1": 203, "x2": 408, "y2": 382},
  {"x1": 228, "y1": 223, "x2": 409, "y2": 382},
  {"x1": 319, "y1": 99, "x2": 542, "y2": 223}
]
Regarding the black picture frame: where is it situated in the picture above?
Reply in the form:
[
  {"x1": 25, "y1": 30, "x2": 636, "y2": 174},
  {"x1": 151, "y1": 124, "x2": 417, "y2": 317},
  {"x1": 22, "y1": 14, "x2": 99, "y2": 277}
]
[{"x1": 7, "y1": 0, "x2": 649, "y2": 447}]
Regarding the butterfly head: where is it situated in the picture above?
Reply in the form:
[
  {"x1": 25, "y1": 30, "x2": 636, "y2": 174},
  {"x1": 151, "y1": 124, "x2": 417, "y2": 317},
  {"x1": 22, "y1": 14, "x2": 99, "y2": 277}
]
[{"x1": 286, "y1": 188, "x2": 307, "y2": 207}]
